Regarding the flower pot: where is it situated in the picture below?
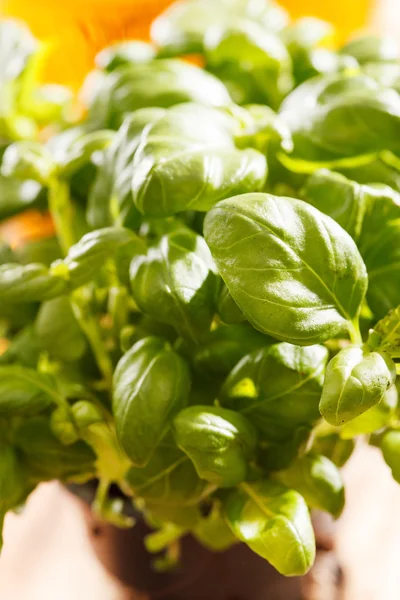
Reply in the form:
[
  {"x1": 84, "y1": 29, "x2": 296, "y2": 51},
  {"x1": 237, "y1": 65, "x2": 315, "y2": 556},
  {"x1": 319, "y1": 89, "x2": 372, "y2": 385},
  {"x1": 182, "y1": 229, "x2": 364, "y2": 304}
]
[{"x1": 67, "y1": 483, "x2": 344, "y2": 600}]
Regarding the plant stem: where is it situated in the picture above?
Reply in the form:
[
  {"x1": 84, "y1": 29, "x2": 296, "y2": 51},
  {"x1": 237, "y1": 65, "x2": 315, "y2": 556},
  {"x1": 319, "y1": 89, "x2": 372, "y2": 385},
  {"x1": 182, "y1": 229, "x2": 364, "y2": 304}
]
[
  {"x1": 71, "y1": 289, "x2": 114, "y2": 389},
  {"x1": 349, "y1": 320, "x2": 363, "y2": 346},
  {"x1": 48, "y1": 178, "x2": 76, "y2": 255}
]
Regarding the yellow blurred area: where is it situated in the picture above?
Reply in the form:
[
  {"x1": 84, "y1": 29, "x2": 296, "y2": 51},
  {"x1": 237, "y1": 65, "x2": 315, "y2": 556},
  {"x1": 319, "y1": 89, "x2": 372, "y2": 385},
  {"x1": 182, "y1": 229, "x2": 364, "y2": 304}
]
[{"x1": 0, "y1": 0, "x2": 374, "y2": 89}]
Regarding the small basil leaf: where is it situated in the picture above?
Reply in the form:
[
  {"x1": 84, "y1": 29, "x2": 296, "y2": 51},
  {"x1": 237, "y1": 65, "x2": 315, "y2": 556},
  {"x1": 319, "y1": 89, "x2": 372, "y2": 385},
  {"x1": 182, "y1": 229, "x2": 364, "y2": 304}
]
[
  {"x1": 380, "y1": 429, "x2": 400, "y2": 483},
  {"x1": 87, "y1": 109, "x2": 165, "y2": 229},
  {"x1": 130, "y1": 229, "x2": 220, "y2": 343},
  {"x1": 113, "y1": 337, "x2": 190, "y2": 466},
  {"x1": 14, "y1": 417, "x2": 96, "y2": 482},
  {"x1": 96, "y1": 41, "x2": 156, "y2": 72},
  {"x1": 319, "y1": 347, "x2": 396, "y2": 426},
  {"x1": 193, "y1": 324, "x2": 271, "y2": 377},
  {"x1": 217, "y1": 284, "x2": 246, "y2": 325},
  {"x1": 0, "y1": 175, "x2": 43, "y2": 220},
  {"x1": 0, "y1": 263, "x2": 68, "y2": 303},
  {"x1": 340, "y1": 384, "x2": 398, "y2": 438},
  {"x1": 340, "y1": 35, "x2": 398, "y2": 65},
  {"x1": 173, "y1": 405, "x2": 257, "y2": 487},
  {"x1": 223, "y1": 480, "x2": 315, "y2": 576},
  {"x1": 0, "y1": 365, "x2": 61, "y2": 416},
  {"x1": 205, "y1": 21, "x2": 293, "y2": 109},
  {"x1": 125, "y1": 442, "x2": 209, "y2": 505},
  {"x1": 276, "y1": 452, "x2": 345, "y2": 518},
  {"x1": 220, "y1": 342, "x2": 328, "y2": 440},
  {"x1": 193, "y1": 507, "x2": 237, "y2": 551},
  {"x1": 312, "y1": 433, "x2": 355, "y2": 468},
  {"x1": 204, "y1": 193, "x2": 367, "y2": 345},
  {"x1": 62, "y1": 227, "x2": 145, "y2": 288},
  {"x1": 35, "y1": 296, "x2": 87, "y2": 362},
  {"x1": 0, "y1": 325, "x2": 40, "y2": 368}
]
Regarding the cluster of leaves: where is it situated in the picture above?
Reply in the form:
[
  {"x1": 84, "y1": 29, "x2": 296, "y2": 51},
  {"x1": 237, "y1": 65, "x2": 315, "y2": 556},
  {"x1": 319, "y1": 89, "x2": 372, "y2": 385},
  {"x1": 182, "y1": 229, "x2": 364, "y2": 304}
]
[{"x1": 1, "y1": 0, "x2": 400, "y2": 579}]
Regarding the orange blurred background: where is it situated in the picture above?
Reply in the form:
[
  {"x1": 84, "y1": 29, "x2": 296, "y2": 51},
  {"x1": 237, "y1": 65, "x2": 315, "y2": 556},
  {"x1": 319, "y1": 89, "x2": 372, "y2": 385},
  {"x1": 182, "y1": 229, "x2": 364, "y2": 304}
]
[{"x1": 0, "y1": 0, "x2": 375, "y2": 89}]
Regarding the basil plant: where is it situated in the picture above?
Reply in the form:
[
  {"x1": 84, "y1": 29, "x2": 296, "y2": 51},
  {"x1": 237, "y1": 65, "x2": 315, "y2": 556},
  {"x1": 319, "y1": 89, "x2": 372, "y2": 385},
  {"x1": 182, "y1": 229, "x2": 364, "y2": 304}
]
[{"x1": 1, "y1": 0, "x2": 400, "y2": 580}]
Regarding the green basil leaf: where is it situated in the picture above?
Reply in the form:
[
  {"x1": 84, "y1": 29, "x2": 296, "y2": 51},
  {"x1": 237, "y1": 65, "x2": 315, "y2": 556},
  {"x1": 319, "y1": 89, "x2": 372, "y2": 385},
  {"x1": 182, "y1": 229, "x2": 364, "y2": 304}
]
[
  {"x1": 276, "y1": 452, "x2": 345, "y2": 518},
  {"x1": 319, "y1": 346, "x2": 396, "y2": 426},
  {"x1": 259, "y1": 426, "x2": 312, "y2": 472},
  {"x1": 1, "y1": 141, "x2": 54, "y2": 184},
  {"x1": 113, "y1": 337, "x2": 190, "y2": 466},
  {"x1": 217, "y1": 284, "x2": 246, "y2": 325},
  {"x1": 35, "y1": 296, "x2": 87, "y2": 362},
  {"x1": 0, "y1": 365, "x2": 61, "y2": 416},
  {"x1": 339, "y1": 383, "x2": 398, "y2": 438},
  {"x1": 0, "y1": 442, "x2": 26, "y2": 550},
  {"x1": 0, "y1": 262, "x2": 68, "y2": 303},
  {"x1": 14, "y1": 417, "x2": 96, "y2": 482},
  {"x1": 0, "y1": 175, "x2": 43, "y2": 220},
  {"x1": 302, "y1": 170, "x2": 400, "y2": 317},
  {"x1": 279, "y1": 73, "x2": 400, "y2": 165},
  {"x1": 340, "y1": 35, "x2": 398, "y2": 65},
  {"x1": 151, "y1": 0, "x2": 288, "y2": 57},
  {"x1": 193, "y1": 324, "x2": 271, "y2": 377},
  {"x1": 86, "y1": 60, "x2": 231, "y2": 129},
  {"x1": 380, "y1": 429, "x2": 400, "y2": 483},
  {"x1": 61, "y1": 227, "x2": 145, "y2": 288},
  {"x1": 312, "y1": 433, "x2": 355, "y2": 467},
  {"x1": 205, "y1": 21, "x2": 293, "y2": 108},
  {"x1": 131, "y1": 104, "x2": 267, "y2": 217},
  {"x1": 193, "y1": 506, "x2": 237, "y2": 551},
  {"x1": 220, "y1": 342, "x2": 328, "y2": 440},
  {"x1": 204, "y1": 193, "x2": 367, "y2": 345},
  {"x1": 95, "y1": 41, "x2": 156, "y2": 72},
  {"x1": 87, "y1": 109, "x2": 165, "y2": 229},
  {"x1": 130, "y1": 228, "x2": 219, "y2": 343},
  {"x1": 125, "y1": 442, "x2": 209, "y2": 505},
  {"x1": 173, "y1": 405, "x2": 257, "y2": 487},
  {"x1": 223, "y1": 480, "x2": 315, "y2": 576},
  {"x1": 369, "y1": 305, "x2": 400, "y2": 357},
  {"x1": 0, "y1": 325, "x2": 40, "y2": 368}
]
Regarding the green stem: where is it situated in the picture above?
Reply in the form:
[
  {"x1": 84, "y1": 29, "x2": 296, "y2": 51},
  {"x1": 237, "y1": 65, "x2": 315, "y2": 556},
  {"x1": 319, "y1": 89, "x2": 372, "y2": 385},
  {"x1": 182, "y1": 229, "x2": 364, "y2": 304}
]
[
  {"x1": 349, "y1": 320, "x2": 363, "y2": 346},
  {"x1": 48, "y1": 178, "x2": 76, "y2": 255},
  {"x1": 71, "y1": 289, "x2": 114, "y2": 389}
]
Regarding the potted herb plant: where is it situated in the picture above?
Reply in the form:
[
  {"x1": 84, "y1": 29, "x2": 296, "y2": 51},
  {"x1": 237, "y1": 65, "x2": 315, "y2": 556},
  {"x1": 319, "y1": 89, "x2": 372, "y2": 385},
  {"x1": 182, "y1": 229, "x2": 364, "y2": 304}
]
[{"x1": 1, "y1": 2, "x2": 400, "y2": 599}]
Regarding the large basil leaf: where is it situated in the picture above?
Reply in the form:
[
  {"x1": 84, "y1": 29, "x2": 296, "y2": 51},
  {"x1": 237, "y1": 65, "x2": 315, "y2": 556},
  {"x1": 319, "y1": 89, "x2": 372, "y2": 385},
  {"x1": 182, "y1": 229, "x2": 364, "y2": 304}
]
[
  {"x1": 223, "y1": 480, "x2": 315, "y2": 576},
  {"x1": 319, "y1": 346, "x2": 396, "y2": 426},
  {"x1": 86, "y1": 60, "x2": 231, "y2": 129},
  {"x1": 130, "y1": 104, "x2": 267, "y2": 217},
  {"x1": 113, "y1": 337, "x2": 190, "y2": 466},
  {"x1": 220, "y1": 342, "x2": 328, "y2": 440},
  {"x1": 0, "y1": 365, "x2": 62, "y2": 416},
  {"x1": 130, "y1": 228, "x2": 219, "y2": 343},
  {"x1": 302, "y1": 170, "x2": 400, "y2": 317},
  {"x1": 204, "y1": 193, "x2": 367, "y2": 345},
  {"x1": 173, "y1": 405, "x2": 257, "y2": 487},
  {"x1": 276, "y1": 452, "x2": 345, "y2": 518},
  {"x1": 279, "y1": 73, "x2": 400, "y2": 166}
]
